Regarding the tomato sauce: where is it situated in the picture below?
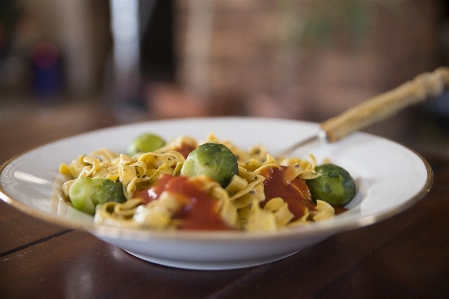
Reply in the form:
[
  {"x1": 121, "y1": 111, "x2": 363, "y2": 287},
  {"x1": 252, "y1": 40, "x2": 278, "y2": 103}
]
[
  {"x1": 260, "y1": 166, "x2": 316, "y2": 221},
  {"x1": 175, "y1": 143, "x2": 196, "y2": 159},
  {"x1": 333, "y1": 206, "x2": 348, "y2": 215},
  {"x1": 134, "y1": 174, "x2": 233, "y2": 231}
]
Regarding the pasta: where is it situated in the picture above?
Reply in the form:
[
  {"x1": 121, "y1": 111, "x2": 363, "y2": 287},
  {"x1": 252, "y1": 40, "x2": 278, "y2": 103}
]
[{"x1": 60, "y1": 133, "x2": 343, "y2": 231}]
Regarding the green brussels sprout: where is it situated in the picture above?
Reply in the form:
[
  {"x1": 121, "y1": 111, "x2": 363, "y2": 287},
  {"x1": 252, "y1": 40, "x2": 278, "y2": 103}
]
[
  {"x1": 305, "y1": 164, "x2": 355, "y2": 206},
  {"x1": 69, "y1": 177, "x2": 126, "y2": 215},
  {"x1": 180, "y1": 143, "x2": 238, "y2": 187},
  {"x1": 127, "y1": 133, "x2": 166, "y2": 156}
]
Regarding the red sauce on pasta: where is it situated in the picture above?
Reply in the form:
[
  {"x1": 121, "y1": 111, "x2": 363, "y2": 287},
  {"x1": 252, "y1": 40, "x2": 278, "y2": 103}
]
[
  {"x1": 134, "y1": 174, "x2": 233, "y2": 231},
  {"x1": 333, "y1": 206, "x2": 348, "y2": 215},
  {"x1": 260, "y1": 166, "x2": 316, "y2": 221},
  {"x1": 175, "y1": 143, "x2": 196, "y2": 159}
]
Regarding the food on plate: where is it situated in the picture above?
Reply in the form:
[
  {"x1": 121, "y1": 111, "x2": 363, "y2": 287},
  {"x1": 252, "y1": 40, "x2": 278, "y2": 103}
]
[
  {"x1": 68, "y1": 177, "x2": 126, "y2": 215},
  {"x1": 59, "y1": 133, "x2": 356, "y2": 231},
  {"x1": 305, "y1": 164, "x2": 356, "y2": 206},
  {"x1": 180, "y1": 143, "x2": 239, "y2": 188},
  {"x1": 126, "y1": 133, "x2": 166, "y2": 156}
]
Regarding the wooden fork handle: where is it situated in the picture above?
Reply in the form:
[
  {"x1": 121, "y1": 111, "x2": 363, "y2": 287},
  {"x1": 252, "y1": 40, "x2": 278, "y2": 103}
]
[{"x1": 320, "y1": 67, "x2": 449, "y2": 143}]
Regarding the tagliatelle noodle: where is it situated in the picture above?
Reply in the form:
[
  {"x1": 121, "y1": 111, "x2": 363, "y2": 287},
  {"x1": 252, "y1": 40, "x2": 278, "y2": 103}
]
[
  {"x1": 310, "y1": 200, "x2": 334, "y2": 221},
  {"x1": 244, "y1": 199, "x2": 278, "y2": 231},
  {"x1": 226, "y1": 167, "x2": 265, "y2": 208},
  {"x1": 94, "y1": 198, "x2": 144, "y2": 229},
  {"x1": 263, "y1": 197, "x2": 294, "y2": 226}
]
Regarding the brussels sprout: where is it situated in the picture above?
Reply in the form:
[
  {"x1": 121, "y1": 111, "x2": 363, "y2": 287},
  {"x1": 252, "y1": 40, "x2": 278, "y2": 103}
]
[
  {"x1": 305, "y1": 164, "x2": 355, "y2": 206},
  {"x1": 180, "y1": 143, "x2": 238, "y2": 187},
  {"x1": 69, "y1": 177, "x2": 126, "y2": 215},
  {"x1": 127, "y1": 133, "x2": 166, "y2": 156}
]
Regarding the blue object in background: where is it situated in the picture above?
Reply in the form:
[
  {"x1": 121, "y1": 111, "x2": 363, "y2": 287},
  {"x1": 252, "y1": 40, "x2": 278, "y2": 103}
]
[{"x1": 31, "y1": 41, "x2": 63, "y2": 98}]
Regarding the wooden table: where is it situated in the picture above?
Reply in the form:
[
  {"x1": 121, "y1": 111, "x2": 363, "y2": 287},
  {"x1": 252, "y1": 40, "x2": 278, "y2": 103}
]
[{"x1": 1, "y1": 100, "x2": 449, "y2": 298}]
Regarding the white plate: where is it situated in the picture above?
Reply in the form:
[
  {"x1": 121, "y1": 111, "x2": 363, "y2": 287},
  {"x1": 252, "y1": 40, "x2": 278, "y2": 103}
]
[{"x1": 0, "y1": 117, "x2": 432, "y2": 270}]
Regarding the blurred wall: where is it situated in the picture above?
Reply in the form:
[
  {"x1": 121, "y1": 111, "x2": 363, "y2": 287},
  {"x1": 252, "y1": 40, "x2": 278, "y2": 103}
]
[
  {"x1": 0, "y1": 0, "x2": 446, "y2": 133},
  {"x1": 174, "y1": 0, "x2": 442, "y2": 121}
]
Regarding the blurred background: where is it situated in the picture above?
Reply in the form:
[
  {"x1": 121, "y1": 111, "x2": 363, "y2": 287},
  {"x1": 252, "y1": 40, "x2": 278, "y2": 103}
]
[{"x1": 1, "y1": 0, "x2": 449, "y2": 161}]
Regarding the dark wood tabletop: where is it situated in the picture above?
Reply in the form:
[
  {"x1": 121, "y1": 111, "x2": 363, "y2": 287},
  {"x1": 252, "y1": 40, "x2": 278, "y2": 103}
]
[{"x1": 1, "y1": 100, "x2": 449, "y2": 299}]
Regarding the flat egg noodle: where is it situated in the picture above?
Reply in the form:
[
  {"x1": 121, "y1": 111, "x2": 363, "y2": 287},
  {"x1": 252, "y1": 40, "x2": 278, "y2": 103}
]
[
  {"x1": 123, "y1": 151, "x2": 185, "y2": 198},
  {"x1": 60, "y1": 149, "x2": 185, "y2": 200},
  {"x1": 94, "y1": 198, "x2": 144, "y2": 229}
]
